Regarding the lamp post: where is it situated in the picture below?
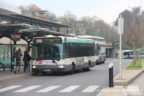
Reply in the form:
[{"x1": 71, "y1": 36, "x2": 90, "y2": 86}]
[
  {"x1": 118, "y1": 15, "x2": 124, "y2": 80},
  {"x1": 10, "y1": 40, "x2": 13, "y2": 72}
]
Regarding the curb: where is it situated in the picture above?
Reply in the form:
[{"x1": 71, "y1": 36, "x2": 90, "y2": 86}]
[
  {"x1": 126, "y1": 69, "x2": 143, "y2": 85},
  {"x1": 96, "y1": 91, "x2": 102, "y2": 96},
  {"x1": 114, "y1": 69, "x2": 144, "y2": 86},
  {"x1": 0, "y1": 73, "x2": 31, "y2": 83}
]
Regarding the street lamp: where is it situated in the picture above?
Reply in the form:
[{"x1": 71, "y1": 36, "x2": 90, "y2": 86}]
[{"x1": 118, "y1": 15, "x2": 124, "y2": 80}]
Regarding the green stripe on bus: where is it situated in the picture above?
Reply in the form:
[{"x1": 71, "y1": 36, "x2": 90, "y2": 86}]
[{"x1": 62, "y1": 40, "x2": 93, "y2": 44}]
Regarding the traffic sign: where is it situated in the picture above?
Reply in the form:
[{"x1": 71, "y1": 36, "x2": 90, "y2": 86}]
[{"x1": 118, "y1": 15, "x2": 124, "y2": 35}]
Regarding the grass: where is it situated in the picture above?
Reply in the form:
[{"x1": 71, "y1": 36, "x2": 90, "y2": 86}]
[{"x1": 126, "y1": 59, "x2": 143, "y2": 70}]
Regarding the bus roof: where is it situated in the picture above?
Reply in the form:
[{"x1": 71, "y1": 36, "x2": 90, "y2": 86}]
[
  {"x1": 123, "y1": 50, "x2": 133, "y2": 52},
  {"x1": 77, "y1": 35, "x2": 105, "y2": 46},
  {"x1": 63, "y1": 37, "x2": 94, "y2": 44},
  {"x1": 33, "y1": 36, "x2": 95, "y2": 44},
  {"x1": 78, "y1": 35, "x2": 104, "y2": 40}
]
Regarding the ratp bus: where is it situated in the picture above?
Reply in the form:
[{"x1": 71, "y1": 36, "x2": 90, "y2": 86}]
[
  {"x1": 31, "y1": 36, "x2": 99, "y2": 75},
  {"x1": 116, "y1": 50, "x2": 133, "y2": 59},
  {"x1": 78, "y1": 35, "x2": 106, "y2": 64}
]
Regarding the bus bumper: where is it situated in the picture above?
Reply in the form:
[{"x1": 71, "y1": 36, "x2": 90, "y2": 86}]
[{"x1": 32, "y1": 65, "x2": 72, "y2": 73}]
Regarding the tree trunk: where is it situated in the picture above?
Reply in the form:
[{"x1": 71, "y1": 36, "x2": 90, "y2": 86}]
[{"x1": 133, "y1": 41, "x2": 137, "y2": 66}]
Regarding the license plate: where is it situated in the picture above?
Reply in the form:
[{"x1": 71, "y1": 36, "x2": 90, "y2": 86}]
[{"x1": 44, "y1": 69, "x2": 51, "y2": 72}]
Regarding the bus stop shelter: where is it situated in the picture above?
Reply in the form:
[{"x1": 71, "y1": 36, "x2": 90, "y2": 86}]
[{"x1": 0, "y1": 7, "x2": 71, "y2": 72}]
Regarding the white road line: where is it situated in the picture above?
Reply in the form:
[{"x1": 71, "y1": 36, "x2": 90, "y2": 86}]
[
  {"x1": 0, "y1": 85, "x2": 21, "y2": 93},
  {"x1": 37, "y1": 86, "x2": 60, "y2": 92},
  {"x1": 82, "y1": 85, "x2": 99, "y2": 92},
  {"x1": 14, "y1": 85, "x2": 41, "y2": 92},
  {"x1": 126, "y1": 85, "x2": 140, "y2": 92},
  {"x1": 59, "y1": 85, "x2": 80, "y2": 92}
]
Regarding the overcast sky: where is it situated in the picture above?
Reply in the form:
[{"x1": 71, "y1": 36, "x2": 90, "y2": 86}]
[{"x1": 0, "y1": 0, "x2": 144, "y2": 24}]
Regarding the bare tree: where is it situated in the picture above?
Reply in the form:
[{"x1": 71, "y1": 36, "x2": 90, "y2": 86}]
[{"x1": 117, "y1": 7, "x2": 144, "y2": 65}]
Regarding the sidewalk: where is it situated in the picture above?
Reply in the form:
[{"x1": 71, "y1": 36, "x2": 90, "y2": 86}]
[
  {"x1": 97, "y1": 59, "x2": 144, "y2": 96},
  {"x1": 97, "y1": 87, "x2": 126, "y2": 96},
  {"x1": 0, "y1": 69, "x2": 31, "y2": 83},
  {"x1": 97, "y1": 70, "x2": 143, "y2": 96},
  {"x1": 126, "y1": 60, "x2": 144, "y2": 96},
  {"x1": 114, "y1": 70, "x2": 143, "y2": 86}
]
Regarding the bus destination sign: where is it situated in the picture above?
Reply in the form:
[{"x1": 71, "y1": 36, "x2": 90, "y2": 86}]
[{"x1": 34, "y1": 38, "x2": 62, "y2": 43}]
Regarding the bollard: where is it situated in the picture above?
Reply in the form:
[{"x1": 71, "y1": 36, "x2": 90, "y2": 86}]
[{"x1": 109, "y1": 63, "x2": 113, "y2": 87}]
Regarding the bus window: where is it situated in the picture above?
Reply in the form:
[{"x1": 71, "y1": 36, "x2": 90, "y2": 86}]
[
  {"x1": 32, "y1": 44, "x2": 63, "y2": 60},
  {"x1": 63, "y1": 44, "x2": 68, "y2": 59},
  {"x1": 32, "y1": 45, "x2": 37, "y2": 59}
]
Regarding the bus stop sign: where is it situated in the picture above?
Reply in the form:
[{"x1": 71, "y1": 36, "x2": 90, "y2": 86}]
[{"x1": 12, "y1": 34, "x2": 21, "y2": 41}]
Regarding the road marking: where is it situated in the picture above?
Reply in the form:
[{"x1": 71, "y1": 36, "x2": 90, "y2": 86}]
[
  {"x1": 0, "y1": 85, "x2": 20, "y2": 93},
  {"x1": 126, "y1": 85, "x2": 140, "y2": 92},
  {"x1": 14, "y1": 85, "x2": 41, "y2": 92},
  {"x1": 37, "y1": 86, "x2": 60, "y2": 92},
  {"x1": 59, "y1": 85, "x2": 80, "y2": 92},
  {"x1": 82, "y1": 85, "x2": 99, "y2": 92}
]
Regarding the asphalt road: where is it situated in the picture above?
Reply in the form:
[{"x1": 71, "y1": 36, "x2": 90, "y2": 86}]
[{"x1": 0, "y1": 58, "x2": 131, "y2": 96}]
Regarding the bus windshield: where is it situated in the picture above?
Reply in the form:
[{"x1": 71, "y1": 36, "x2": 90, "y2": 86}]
[{"x1": 32, "y1": 44, "x2": 63, "y2": 60}]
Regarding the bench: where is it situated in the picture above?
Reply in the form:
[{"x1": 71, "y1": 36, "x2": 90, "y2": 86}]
[{"x1": 0, "y1": 60, "x2": 15, "y2": 71}]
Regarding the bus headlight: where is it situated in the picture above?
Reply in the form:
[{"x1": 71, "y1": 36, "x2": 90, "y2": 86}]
[
  {"x1": 33, "y1": 66, "x2": 36, "y2": 68},
  {"x1": 58, "y1": 65, "x2": 65, "y2": 69}
]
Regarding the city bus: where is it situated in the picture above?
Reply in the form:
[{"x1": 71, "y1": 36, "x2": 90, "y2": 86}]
[
  {"x1": 78, "y1": 35, "x2": 106, "y2": 64},
  {"x1": 116, "y1": 50, "x2": 133, "y2": 59},
  {"x1": 31, "y1": 36, "x2": 99, "y2": 75}
]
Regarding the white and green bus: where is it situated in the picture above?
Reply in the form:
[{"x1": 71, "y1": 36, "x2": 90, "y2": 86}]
[
  {"x1": 78, "y1": 35, "x2": 106, "y2": 64},
  {"x1": 31, "y1": 36, "x2": 99, "y2": 74},
  {"x1": 116, "y1": 50, "x2": 133, "y2": 59}
]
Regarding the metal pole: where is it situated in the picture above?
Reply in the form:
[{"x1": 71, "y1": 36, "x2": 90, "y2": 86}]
[
  {"x1": 10, "y1": 43, "x2": 13, "y2": 72},
  {"x1": 118, "y1": 15, "x2": 124, "y2": 80},
  {"x1": 13, "y1": 41, "x2": 16, "y2": 73},
  {"x1": 27, "y1": 40, "x2": 31, "y2": 51},
  {"x1": 119, "y1": 32, "x2": 122, "y2": 79}
]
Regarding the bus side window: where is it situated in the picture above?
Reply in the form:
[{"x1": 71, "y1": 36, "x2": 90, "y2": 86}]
[
  {"x1": 97, "y1": 44, "x2": 100, "y2": 55},
  {"x1": 63, "y1": 44, "x2": 69, "y2": 58},
  {"x1": 69, "y1": 43, "x2": 75, "y2": 58},
  {"x1": 67, "y1": 44, "x2": 70, "y2": 58},
  {"x1": 95, "y1": 45, "x2": 98, "y2": 56}
]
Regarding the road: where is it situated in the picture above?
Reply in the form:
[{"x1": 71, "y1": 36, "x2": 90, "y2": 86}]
[{"x1": 0, "y1": 58, "x2": 131, "y2": 96}]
